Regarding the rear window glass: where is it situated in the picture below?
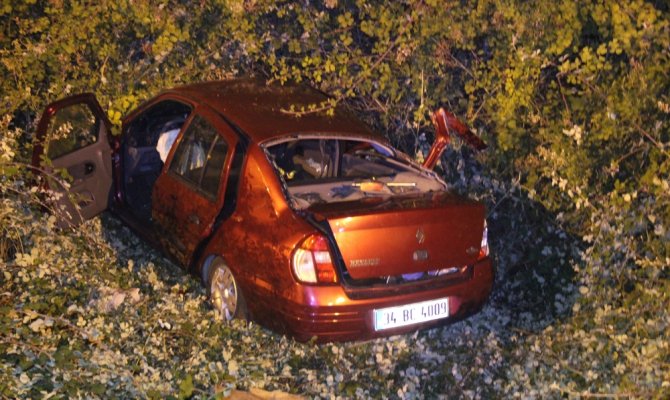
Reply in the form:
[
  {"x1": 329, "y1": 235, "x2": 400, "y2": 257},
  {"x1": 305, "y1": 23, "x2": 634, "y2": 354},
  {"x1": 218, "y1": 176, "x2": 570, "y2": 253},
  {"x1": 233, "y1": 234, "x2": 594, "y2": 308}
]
[
  {"x1": 266, "y1": 139, "x2": 405, "y2": 185},
  {"x1": 264, "y1": 138, "x2": 446, "y2": 209}
]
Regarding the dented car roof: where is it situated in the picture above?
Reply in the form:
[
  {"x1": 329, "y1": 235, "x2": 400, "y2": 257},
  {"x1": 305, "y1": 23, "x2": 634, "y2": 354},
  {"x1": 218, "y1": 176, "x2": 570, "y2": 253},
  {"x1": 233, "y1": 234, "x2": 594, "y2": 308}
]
[{"x1": 163, "y1": 78, "x2": 383, "y2": 144}]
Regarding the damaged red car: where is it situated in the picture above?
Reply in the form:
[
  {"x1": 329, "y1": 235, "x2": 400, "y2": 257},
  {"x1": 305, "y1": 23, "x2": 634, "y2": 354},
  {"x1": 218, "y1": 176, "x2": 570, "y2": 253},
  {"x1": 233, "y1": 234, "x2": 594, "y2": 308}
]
[{"x1": 32, "y1": 79, "x2": 493, "y2": 342}]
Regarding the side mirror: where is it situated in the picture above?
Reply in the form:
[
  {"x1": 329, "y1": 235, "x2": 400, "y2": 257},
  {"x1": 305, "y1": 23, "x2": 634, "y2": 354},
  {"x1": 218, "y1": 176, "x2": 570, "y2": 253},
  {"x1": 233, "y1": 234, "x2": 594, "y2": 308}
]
[{"x1": 423, "y1": 108, "x2": 486, "y2": 170}]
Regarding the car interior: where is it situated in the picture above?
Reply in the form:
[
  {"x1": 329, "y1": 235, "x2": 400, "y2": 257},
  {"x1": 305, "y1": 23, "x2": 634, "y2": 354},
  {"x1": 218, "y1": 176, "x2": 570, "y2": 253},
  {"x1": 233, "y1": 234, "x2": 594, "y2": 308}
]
[
  {"x1": 122, "y1": 100, "x2": 192, "y2": 221},
  {"x1": 265, "y1": 138, "x2": 446, "y2": 209}
]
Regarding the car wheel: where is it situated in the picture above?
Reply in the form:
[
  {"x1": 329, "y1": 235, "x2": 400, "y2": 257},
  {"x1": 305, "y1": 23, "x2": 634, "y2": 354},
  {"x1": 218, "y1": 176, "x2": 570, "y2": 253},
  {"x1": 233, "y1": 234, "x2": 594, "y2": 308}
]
[{"x1": 207, "y1": 260, "x2": 247, "y2": 321}]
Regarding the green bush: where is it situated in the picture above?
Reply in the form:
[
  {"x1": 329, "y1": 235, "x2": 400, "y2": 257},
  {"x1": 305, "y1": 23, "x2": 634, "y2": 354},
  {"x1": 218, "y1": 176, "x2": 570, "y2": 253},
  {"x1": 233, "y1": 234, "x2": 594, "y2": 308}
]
[{"x1": 1, "y1": 0, "x2": 668, "y2": 398}]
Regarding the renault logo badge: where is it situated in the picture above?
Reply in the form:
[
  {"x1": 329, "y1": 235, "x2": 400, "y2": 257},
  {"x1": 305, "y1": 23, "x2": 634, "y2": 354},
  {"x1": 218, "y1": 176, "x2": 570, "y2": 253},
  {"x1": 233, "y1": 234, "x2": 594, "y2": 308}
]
[{"x1": 416, "y1": 228, "x2": 425, "y2": 244}]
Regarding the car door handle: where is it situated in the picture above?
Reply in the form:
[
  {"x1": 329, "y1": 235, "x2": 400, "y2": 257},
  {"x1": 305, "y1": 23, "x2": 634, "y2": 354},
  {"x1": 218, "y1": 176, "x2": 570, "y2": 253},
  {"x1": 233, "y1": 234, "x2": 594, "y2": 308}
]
[
  {"x1": 187, "y1": 214, "x2": 200, "y2": 225},
  {"x1": 68, "y1": 162, "x2": 96, "y2": 182},
  {"x1": 84, "y1": 162, "x2": 95, "y2": 175}
]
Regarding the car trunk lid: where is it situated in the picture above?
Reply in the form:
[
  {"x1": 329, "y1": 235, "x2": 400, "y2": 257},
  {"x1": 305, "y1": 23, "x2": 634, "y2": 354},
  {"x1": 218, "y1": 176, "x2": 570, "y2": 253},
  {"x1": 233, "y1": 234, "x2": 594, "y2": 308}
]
[{"x1": 306, "y1": 192, "x2": 485, "y2": 280}]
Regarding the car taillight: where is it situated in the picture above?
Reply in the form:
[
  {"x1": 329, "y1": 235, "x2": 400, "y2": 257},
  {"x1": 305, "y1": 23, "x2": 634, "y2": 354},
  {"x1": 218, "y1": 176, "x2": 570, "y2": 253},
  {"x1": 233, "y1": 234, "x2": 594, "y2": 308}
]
[
  {"x1": 479, "y1": 220, "x2": 489, "y2": 258},
  {"x1": 292, "y1": 234, "x2": 338, "y2": 284}
]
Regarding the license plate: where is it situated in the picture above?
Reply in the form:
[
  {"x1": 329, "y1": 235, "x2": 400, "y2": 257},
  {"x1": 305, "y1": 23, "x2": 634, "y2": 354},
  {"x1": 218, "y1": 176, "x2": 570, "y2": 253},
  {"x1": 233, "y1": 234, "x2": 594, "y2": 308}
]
[{"x1": 373, "y1": 297, "x2": 450, "y2": 331}]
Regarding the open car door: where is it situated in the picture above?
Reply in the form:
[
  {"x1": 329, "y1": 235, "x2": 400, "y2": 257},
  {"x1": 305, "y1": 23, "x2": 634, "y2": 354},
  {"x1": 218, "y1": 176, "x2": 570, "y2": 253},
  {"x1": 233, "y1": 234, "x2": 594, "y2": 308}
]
[
  {"x1": 151, "y1": 107, "x2": 242, "y2": 267},
  {"x1": 423, "y1": 108, "x2": 487, "y2": 170},
  {"x1": 32, "y1": 93, "x2": 113, "y2": 227}
]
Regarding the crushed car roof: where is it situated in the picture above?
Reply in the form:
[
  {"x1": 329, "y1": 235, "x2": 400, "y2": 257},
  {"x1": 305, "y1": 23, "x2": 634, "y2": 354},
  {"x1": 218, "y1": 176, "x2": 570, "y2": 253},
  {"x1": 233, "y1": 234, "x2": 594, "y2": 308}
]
[{"x1": 166, "y1": 78, "x2": 382, "y2": 144}]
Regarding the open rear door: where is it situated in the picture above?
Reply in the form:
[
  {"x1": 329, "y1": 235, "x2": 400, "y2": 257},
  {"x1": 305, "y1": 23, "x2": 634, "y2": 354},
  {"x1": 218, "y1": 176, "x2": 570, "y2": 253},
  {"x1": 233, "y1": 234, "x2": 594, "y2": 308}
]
[
  {"x1": 151, "y1": 107, "x2": 241, "y2": 267},
  {"x1": 32, "y1": 93, "x2": 113, "y2": 227}
]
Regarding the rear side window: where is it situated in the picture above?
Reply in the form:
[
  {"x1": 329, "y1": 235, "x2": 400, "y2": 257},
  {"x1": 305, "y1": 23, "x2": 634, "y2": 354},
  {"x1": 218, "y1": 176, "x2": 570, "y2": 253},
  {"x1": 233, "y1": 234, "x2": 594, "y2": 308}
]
[
  {"x1": 46, "y1": 103, "x2": 99, "y2": 159},
  {"x1": 169, "y1": 115, "x2": 228, "y2": 199}
]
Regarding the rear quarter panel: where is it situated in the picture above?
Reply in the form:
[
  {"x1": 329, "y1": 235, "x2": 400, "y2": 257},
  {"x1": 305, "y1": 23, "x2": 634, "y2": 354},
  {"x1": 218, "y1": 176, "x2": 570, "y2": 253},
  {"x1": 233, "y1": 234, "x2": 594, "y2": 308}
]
[{"x1": 201, "y1": 145, "x2": 315, "y2": 326}]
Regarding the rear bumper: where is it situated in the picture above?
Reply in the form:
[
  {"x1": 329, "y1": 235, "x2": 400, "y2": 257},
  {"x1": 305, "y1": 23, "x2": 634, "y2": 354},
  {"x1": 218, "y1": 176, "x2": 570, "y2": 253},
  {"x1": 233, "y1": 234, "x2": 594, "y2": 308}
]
[{"x1": 266, "y1": 257, "x2": 493, "y2": 342}]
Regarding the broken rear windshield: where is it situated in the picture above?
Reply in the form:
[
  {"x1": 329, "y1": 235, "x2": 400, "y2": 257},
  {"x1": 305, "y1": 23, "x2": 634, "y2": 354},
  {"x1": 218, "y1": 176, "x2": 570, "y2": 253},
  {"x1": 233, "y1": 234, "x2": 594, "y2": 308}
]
[{"x1": 264, "y1": 138, "x2": 446, "y2": 209}]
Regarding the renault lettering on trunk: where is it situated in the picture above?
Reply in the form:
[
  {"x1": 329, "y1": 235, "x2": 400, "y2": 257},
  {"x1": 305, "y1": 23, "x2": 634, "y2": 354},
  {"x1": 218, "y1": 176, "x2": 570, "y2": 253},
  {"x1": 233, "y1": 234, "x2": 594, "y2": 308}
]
[{"x1": 349, "y1": 258, "x2": 381, "y2": 268}]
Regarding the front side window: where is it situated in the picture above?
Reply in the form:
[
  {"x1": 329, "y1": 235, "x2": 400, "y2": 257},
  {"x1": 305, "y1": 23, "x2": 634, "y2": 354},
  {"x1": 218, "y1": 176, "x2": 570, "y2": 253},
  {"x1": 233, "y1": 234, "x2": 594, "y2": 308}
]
[
  {"x1": 169, "y1": 115, "x2": 228, "y2": 199},
  {"x1": 46, "y1": 103, "x2": 99, "y2": 159}
]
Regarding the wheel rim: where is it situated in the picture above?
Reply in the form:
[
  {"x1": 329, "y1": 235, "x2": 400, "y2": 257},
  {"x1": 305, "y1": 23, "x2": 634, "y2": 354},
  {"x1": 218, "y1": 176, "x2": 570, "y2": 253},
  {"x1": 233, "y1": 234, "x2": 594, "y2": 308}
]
[{"x1": 210, "y1": 265, "x2": 238, "y2": 321}]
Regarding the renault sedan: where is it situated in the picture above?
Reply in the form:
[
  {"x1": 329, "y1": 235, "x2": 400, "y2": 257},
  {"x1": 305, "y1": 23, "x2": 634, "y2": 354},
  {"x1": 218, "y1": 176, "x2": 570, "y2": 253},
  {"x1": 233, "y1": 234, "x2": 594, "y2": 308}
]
[{"x1": 32, "y1": 78, "x2": 493, "y2": 342}]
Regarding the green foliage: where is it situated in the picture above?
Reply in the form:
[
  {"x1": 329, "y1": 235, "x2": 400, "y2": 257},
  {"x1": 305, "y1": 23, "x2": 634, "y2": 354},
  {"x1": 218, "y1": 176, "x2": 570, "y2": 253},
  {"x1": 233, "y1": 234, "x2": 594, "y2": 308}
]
[{"x1": 1, "y1": 0, "x2": 668, "y2": 398}]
